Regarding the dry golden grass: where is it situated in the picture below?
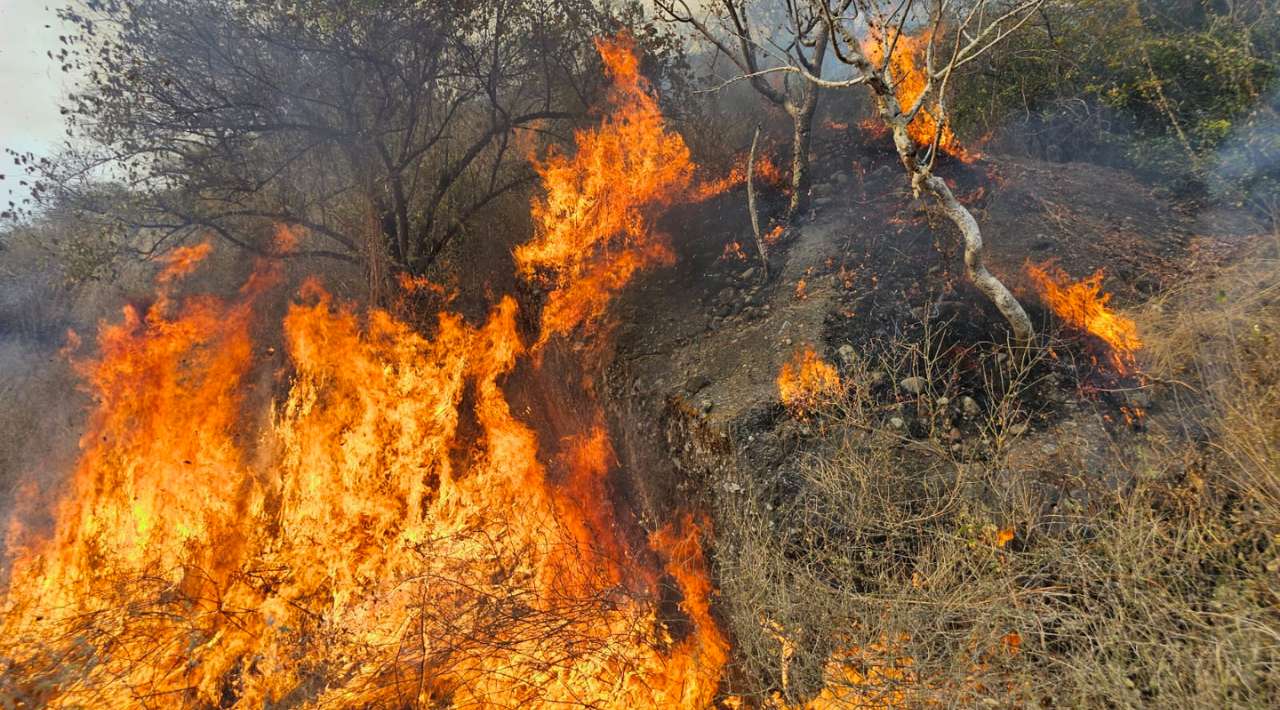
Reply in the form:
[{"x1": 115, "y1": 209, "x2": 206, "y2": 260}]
[{"x1": 711, "y1": 241, "x2": 1280, "y2": 707}]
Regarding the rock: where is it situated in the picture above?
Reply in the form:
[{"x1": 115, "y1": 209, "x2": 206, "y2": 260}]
[
  {"x1": 813, "y1": 196, "x2": 833, "y2": 208},
  {"x1": 685, "y1": 375, "x2": 712, "y2": 395},
  {"x1": 947, "y1": 427, "x2": 962, "y2": 443},
  {"x1": 1010, "y1": 421, "x2": 1029, "y2": 436},
  {"x1": 935, "y1": 396, "x2": 950, "y2": 407},
  {"x1": 716, "y1": 286, "x2": 736, "y2": 306},
  {"x1": 868, "y1": 370, "x2": 887, "y2": 387},
  {"x1": 889, "y1": 416, "x2": 905, "y2": 430},
  {"x1": 811, "y1": 182, "x2": 833, "y2": 198},
  {"x1": 832, "y1": 172, "x2": 849, "y2": 185},
  {"x1": 1124, "y1": 389, "x2": 1152, "y2": 409},
  {"x1": 782, "y1": 337, "x2": 793, "y2": 346},
  {"x1": 899, "y1": 376, "x2": 927, "y2": 395},
  {"x1": 739, "y1": 267, "x2": 756, "y2": 281},
  {"x1": 961, "y1": 396, "x2": 980, "y2": 417},
  {"x1": 837, "y1": 344, "x2": 856, "y2": 366},
  {"x1": 1040, "y1": 443, "x2": 1059, "y2": 456},
  {"x1": 699, "y1": 399, "x2": 714, "y2": 414}
]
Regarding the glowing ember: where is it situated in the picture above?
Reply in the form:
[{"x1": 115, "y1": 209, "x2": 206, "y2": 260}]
[
  {"x1": 778, "y1": 346, "x2": 843, "y2": 413},
  {"x1": 0, "y1": 37, "x2": 728, "y2": 709},
  {"x1": 862, "y1": 30, "x2": 973, "y2": 161},
  {"x1": 1025, "y1": 261, "x2": 1143, "y2": 372}
]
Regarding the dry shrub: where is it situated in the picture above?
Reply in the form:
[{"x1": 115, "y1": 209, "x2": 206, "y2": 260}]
[{"x1": 712, "y1": 246, "x2": 1280, "y2": 707}]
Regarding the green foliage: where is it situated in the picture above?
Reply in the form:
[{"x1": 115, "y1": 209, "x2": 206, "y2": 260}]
[{"x1": 952, "y1": 0, "x2": 1280, "y2": 212}]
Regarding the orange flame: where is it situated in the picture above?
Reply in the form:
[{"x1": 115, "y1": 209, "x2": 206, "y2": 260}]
[
  {"x1": 862, "y1": 30, "x2": 973, "y2": 161},
  {"x1": 778, "y1": 346, "x2": 843, "y2": 413},
  {"x1": 0, "y1": 37, "x2": 728, "y2": 709},
  {"x1": 1025, "y1": 262, "x2": 1143, "y2": 372},
  {"x1": 515, "y1": 36, "x2": 694, "y2": 349}
]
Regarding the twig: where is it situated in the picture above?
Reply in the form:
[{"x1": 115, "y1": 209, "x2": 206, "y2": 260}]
[{"x1": 746, "y1": 125, "x2": 769, "y2": 280}]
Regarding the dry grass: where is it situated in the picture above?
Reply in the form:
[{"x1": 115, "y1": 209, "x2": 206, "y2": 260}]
[{"x1": 711, "y1": 244, "x2": 1280, "y2": 707}]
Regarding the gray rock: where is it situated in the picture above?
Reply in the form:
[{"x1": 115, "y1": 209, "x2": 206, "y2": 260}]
[
  {"x1": 935, "y1": 396, "x2": 950, "y2": 407},
  {"x1": 961, "y1": 396, "x2": 980, "y2": 417},
  {"x1": 837, "y1": 344, "x2": 856, "y2": 366},
  {"x1": 685, "y1": 375, "x2": 712, "y2": 395},
  {"x1": 889, "y1": 416, "x2": 905, "y2": 430},
  {"x1": 832, "y1": 172, "x2": 849, "y2": 185},
  {"x1": 716, "y1": 286, "x2": 736, "y2": 306},
  {"x1": 900, "y1": 376, "x2": 927, "y2": 395},
  {"x1": 739, "y1": 267, "x2": 756, "y2": 281}
]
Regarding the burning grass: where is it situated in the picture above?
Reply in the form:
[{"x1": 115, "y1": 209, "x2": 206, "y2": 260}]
[
  {"x1": 713, "y1": 249, "x2": 1280, "y2": 707},
  {"x1": 0, "y1": 36, "x2": 731, "y2": 709}
]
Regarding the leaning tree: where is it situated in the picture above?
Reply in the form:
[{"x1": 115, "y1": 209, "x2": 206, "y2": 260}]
[{"x1": 810, "y1": 0, "x2": 1042, "y2": 341}]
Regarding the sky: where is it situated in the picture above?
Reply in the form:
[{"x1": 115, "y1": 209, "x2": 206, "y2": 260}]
[{"x1": 0, "y1": 1, "x2": 73, "y2": 206}]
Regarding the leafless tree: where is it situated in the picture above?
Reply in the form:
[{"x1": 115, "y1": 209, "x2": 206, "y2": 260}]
[
  {"x1": 655, "y1": 0, "x2": 831, "y2": 218},
  {"x1": 805, "y1": 0, "x2": 1042, "y2": 342}
]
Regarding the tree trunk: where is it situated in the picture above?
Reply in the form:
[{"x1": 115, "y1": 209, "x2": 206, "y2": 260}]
[
  {"x1": 920, "y1": 173, "x2": 1034, "y2": 343},
  {"x1": 786, "y1": 96, "x2": 817, "y2": 218}
]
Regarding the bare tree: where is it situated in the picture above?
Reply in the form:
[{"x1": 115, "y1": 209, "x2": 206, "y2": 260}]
[
  {"x1": 804, "y1": 0, "x2": 1041, "y2": 342},
  {"x1": 655, "y1": 0, "x2": 830, "y2": 218}
]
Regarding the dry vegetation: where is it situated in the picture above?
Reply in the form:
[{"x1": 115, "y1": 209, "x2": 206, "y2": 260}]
[{"x1": 711, "y1": 239, "x2": 1280, "y2": 707}]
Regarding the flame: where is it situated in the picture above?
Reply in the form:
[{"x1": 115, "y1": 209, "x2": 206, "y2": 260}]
[
  {"x1": 692, "y1": 151, "x2": 785, "y2": 201},
  {"x1": 0, "y1": 37, "x2": 728, "y2": 709},
  {"x1": 722, "y1": 240, "x2": 748, "y2": 262},
  {"x1": 515, "y1": 36, "x2": 695, "y2": 349},
  {"x1": 1025, "y1": 262, "x2": 1143, "y2": 372},
  {"x1": 862, "y1": 30, "x2": 973, "y2": 161},
  {"x1": 778, "y1": 346, "x2": 843, "y2": 413}
]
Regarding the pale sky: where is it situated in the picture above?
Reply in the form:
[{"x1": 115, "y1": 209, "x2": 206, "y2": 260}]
[{"x1": 0, "y1": 0, "x2": 73, "y2": 206}]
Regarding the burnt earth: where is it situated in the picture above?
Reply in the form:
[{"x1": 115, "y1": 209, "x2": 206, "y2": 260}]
[{"x1": 602, "y1": 131, "x2": 1254, "y2": 529}]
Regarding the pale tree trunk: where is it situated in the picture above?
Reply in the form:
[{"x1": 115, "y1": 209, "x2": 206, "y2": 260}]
[
  {"x1": 887, "y1": 120, "x2": 1034, "y2": 343},
  {"x1": 785, "y1": 31, "x2": 828, "y2": 219},
  {"x1": 920, "y1": 174, "x2": 1034, "y2": 343}
]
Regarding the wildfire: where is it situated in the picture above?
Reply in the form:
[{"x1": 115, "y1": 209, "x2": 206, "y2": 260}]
[
  {"x1": 0, "y1": 37, "x2": 728, "y2": 709},
  {"x1": 862, "y1": 30, "x2": 973, "y2": 161},
  {"x1": 692, "y1": 153, "x2": 785, "y2": 203},
  {"x1": 1025, "y1": 261, "x2": 1143, "y2": 372},
  {"x1": 778, "y1": 346, "x2": 843, "y2": 413}
]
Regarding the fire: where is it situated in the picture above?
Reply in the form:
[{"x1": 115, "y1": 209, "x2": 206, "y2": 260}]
[
  {"x1": 722, "y1": 240, "x2": 748, "y2": 262},
  {"x1": 0, "y1": 37, "x2": 728, "y2": 708},
  {"x1": 862, "y1": 30, "x2": 972, "y2": 161},
  {"x1": 692, "y1": 150, "x2": 785, "y2": 201},
  {"x1": 1025, "y1": 262, "x2": 1143, "y2": 372},
  {"x1": 515, "y1": 37, "x2": 693, "y2": 349},
  {"x1": 778, "y1": 346, "x2": 843, "y2": 413}
]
